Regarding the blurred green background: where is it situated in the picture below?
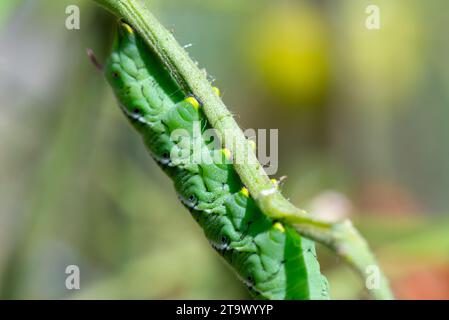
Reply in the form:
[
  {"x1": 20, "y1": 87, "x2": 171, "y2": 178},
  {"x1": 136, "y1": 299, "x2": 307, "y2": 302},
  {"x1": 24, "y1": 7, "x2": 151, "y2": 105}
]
[{"x1": 0, "y1": 0, "x2": 448, "y2": 299}]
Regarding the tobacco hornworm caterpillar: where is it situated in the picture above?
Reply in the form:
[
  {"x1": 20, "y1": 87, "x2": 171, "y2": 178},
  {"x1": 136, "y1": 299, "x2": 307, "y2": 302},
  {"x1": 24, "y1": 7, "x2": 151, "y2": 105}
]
[{"x1": 104, "y1": 22, "x2": 329, "y2": 299}]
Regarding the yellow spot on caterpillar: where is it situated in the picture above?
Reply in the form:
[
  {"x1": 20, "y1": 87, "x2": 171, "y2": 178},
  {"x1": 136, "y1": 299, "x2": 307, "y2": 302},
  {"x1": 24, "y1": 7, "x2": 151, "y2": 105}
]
[
  {"x1": 212, "y1": 86, "x2": 221, "y2": 97},
  {"x1": 273, "y1": 222, "x2": 285, "y2": 233},
  {"x1": 221, "y1": 148, "x2": 232, "y2": 161},
  {"x1": 240, "y1": 187, "x2": 250, "y2": 198},
  {"x1": 248, "y1": 140, "x2": 256, "y2": 152},
  {"x1": 270, "y1": 178, "x2": 278, "y2": 185},
  {"x1": 121, "y1": 23, "x2": 134, "y2": 34},
  {"x1": 185, "y1": 96, "x2": 200, "y2": 110}
]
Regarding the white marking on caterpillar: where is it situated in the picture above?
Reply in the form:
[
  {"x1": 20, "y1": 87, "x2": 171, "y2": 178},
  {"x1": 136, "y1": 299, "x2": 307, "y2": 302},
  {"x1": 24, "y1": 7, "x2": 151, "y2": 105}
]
[
  {"x1": 209, "y1": 239, "x2": 229, "y2": 251},
  {"x1": 118, "y1": 104, "x2": 153, "y2": 126},
  {"x1": 260, "y1": 187, "x2": 277, "y2": 197}
]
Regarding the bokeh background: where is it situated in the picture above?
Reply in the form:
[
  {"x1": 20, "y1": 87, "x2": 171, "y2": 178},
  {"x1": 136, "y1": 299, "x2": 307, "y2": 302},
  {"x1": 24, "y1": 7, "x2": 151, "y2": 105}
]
[{"x1": 1, "y1": 0, "x2": 448, "y2": 299}]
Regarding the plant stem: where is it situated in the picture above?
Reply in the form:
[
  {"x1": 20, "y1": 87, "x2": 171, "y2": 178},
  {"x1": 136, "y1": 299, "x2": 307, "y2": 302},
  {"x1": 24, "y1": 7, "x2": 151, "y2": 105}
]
[{"x1": 92, "y1": 0, "x2": 394, "y2": 299}]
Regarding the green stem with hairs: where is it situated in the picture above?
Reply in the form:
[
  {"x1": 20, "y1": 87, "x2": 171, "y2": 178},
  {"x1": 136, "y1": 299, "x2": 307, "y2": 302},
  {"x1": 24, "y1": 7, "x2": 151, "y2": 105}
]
[{"x1": 92, "y1": 0, "x2": 394, "y2": 300}]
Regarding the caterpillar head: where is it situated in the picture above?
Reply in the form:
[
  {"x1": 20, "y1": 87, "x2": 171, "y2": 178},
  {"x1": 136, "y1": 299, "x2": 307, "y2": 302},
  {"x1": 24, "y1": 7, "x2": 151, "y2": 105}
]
[
  {"x1": 106, "y1": 22, "x2": 184, "y2": 128},
  {"x1": 105, "y1": 23, "x2": 154, "y2": 124}
]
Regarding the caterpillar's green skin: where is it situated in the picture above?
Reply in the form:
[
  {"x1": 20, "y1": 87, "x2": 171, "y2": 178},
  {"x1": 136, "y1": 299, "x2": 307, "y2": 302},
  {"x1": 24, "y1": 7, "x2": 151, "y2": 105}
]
[{"x1": 105, "y1": 24, "x2": 329, "y2": 300}]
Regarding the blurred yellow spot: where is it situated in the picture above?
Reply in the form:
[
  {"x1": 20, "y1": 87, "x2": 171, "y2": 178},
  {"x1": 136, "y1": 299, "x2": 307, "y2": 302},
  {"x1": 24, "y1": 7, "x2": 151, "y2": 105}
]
[
  {"x1": 240, "y1": 187, "x2": 249, "y2": 198},
  {"x1": 245, "y1": 3, "x2": 330, "y2": 106},
  {"x1": 212, "y1": 86, "x2": 221, "y2": 97},
  {"x1": 121, "y1": 23, "x2": 134, "y2": 34},
  {"x1": 185, "y1": 96, "x2": 200, "y2": 110},
  {"x1": 270, "y1": 178, "x2": 278, "y2": 186},
  {"x1": 248, "y1": 140, "x2": 256, "y2": 152},
  {"x1": 273, "y1": 222, "x2": 285, "y2": 233}
]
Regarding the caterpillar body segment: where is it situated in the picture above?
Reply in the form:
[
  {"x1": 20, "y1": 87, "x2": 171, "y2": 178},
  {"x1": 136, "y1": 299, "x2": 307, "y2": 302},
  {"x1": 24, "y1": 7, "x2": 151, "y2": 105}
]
[
  {"x1": 105, "y1": 23, "x2": 329, "y2": 300},
  {"x1": 106, "y1": 22, "x2": 183, "y2": 127}
]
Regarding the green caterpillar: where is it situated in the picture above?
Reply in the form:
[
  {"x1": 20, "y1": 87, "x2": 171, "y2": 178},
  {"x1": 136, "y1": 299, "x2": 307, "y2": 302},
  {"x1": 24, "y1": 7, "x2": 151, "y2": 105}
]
[{"x1": 103, "y1": 22, "x2": 329, "y2": 300}]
